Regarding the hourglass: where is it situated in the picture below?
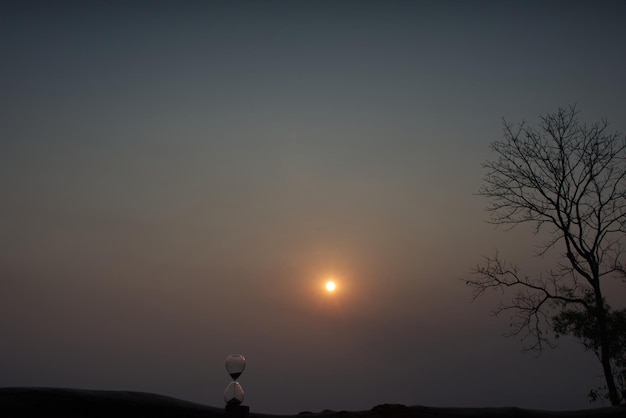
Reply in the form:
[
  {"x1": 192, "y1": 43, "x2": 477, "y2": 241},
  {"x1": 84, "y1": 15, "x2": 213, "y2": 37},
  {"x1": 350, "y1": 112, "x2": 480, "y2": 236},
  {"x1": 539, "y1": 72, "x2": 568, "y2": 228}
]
[
  {"x1": 224, "y1": 354, "x2": 246, "y2": 404},
  {"x1": 224, "y1": 354, "x2": 249, "y2": 418}
]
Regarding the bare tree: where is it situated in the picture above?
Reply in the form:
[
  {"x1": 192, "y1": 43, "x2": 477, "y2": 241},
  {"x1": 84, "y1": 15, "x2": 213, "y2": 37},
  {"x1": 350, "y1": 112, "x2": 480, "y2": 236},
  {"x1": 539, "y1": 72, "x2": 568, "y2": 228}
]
[{"x1": 467, "y1": 105, "x2": 626, "y2": 405}]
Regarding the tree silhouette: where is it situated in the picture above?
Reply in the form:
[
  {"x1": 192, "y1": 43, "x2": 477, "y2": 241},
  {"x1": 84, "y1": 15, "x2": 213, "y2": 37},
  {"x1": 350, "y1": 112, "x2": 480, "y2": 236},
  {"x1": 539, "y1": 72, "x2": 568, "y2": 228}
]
[{"x1": 467, "y1": 105, "x2": 626, "y2": 405}]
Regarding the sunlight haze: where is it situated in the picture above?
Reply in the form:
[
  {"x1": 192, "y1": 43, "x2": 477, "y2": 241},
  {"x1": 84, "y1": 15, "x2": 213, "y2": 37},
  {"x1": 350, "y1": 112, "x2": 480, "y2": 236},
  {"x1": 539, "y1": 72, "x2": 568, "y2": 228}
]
[{"x1": 1, "y1": 0, "x2": 625, "y2": 414}]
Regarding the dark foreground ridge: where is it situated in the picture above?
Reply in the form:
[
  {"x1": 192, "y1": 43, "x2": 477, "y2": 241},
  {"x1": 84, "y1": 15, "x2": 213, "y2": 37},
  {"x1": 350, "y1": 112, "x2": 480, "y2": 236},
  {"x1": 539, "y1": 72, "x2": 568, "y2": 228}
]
[{"x1": 0, "y1": 388, "x2": 624, "y2": 418}]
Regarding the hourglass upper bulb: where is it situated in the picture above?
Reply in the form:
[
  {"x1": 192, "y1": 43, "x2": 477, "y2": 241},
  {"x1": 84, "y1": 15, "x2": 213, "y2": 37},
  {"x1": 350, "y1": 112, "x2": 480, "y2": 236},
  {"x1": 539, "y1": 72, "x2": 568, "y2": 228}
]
[{"x1": 225, "y1": 354, "x2": 246, "y2": 380}]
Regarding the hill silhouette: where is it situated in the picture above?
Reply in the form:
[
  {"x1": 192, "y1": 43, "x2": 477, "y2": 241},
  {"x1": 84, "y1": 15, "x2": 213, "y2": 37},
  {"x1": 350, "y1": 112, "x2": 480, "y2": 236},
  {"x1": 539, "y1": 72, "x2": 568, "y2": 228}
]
[{"x1": 0, "y1": 388, "x2": 624, "y2": 418}]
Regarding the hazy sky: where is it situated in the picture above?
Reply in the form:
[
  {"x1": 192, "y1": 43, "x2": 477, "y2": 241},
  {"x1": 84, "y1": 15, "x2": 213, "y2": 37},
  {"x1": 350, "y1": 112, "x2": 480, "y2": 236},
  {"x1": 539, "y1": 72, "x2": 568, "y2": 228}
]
[{"x1": 1, "y1": 0, "x2": 626, "y2": 414}]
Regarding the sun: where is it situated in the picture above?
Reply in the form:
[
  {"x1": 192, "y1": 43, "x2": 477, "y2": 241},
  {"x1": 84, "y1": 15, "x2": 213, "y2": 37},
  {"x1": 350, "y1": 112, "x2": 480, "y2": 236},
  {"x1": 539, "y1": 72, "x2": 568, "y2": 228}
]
[{"x1": 325, "y1": 281, "x2": 336, "y2": 292}]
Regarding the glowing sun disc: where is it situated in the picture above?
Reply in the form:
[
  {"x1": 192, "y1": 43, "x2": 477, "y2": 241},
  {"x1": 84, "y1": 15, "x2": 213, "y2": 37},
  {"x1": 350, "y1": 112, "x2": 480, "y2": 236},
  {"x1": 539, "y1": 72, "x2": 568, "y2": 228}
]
[{"x1": 325, "y1": 281, "x2": 336, "y2": 292}]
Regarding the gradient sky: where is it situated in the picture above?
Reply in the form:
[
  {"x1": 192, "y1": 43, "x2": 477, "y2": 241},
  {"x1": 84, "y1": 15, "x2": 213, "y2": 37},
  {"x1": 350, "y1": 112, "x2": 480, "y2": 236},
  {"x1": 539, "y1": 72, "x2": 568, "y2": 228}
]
[{"x1": 1, "y1": 0, "x2": 626, "y2": 414}]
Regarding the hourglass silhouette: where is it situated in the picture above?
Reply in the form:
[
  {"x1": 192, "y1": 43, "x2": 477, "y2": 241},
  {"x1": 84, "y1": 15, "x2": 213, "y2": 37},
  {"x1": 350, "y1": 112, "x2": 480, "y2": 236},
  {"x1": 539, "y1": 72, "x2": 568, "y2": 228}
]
[{"x1": 224, "y1": 354, "x2": 249, "y2": 418}]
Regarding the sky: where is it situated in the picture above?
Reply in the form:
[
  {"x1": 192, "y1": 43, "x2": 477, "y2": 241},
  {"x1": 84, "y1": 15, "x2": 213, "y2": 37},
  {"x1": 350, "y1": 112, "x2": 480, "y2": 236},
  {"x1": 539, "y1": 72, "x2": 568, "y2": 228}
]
[{"x1": 1, "y1": 0, "x2": 626, "y2": 414}]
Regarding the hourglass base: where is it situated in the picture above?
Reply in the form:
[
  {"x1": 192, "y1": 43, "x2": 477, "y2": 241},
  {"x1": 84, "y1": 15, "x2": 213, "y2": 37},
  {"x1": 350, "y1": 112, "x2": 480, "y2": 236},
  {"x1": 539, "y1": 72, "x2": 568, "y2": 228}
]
[{"x1": 225, "y1": 404, "x2": 249, "y2": 418}]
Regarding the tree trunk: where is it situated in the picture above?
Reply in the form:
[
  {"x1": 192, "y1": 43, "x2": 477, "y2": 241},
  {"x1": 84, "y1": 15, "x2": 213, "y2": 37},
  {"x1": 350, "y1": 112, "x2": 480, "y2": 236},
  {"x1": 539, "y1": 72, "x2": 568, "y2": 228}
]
[{"x1": 594, "y1": 285, "x2": 620, "y2": 405}]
